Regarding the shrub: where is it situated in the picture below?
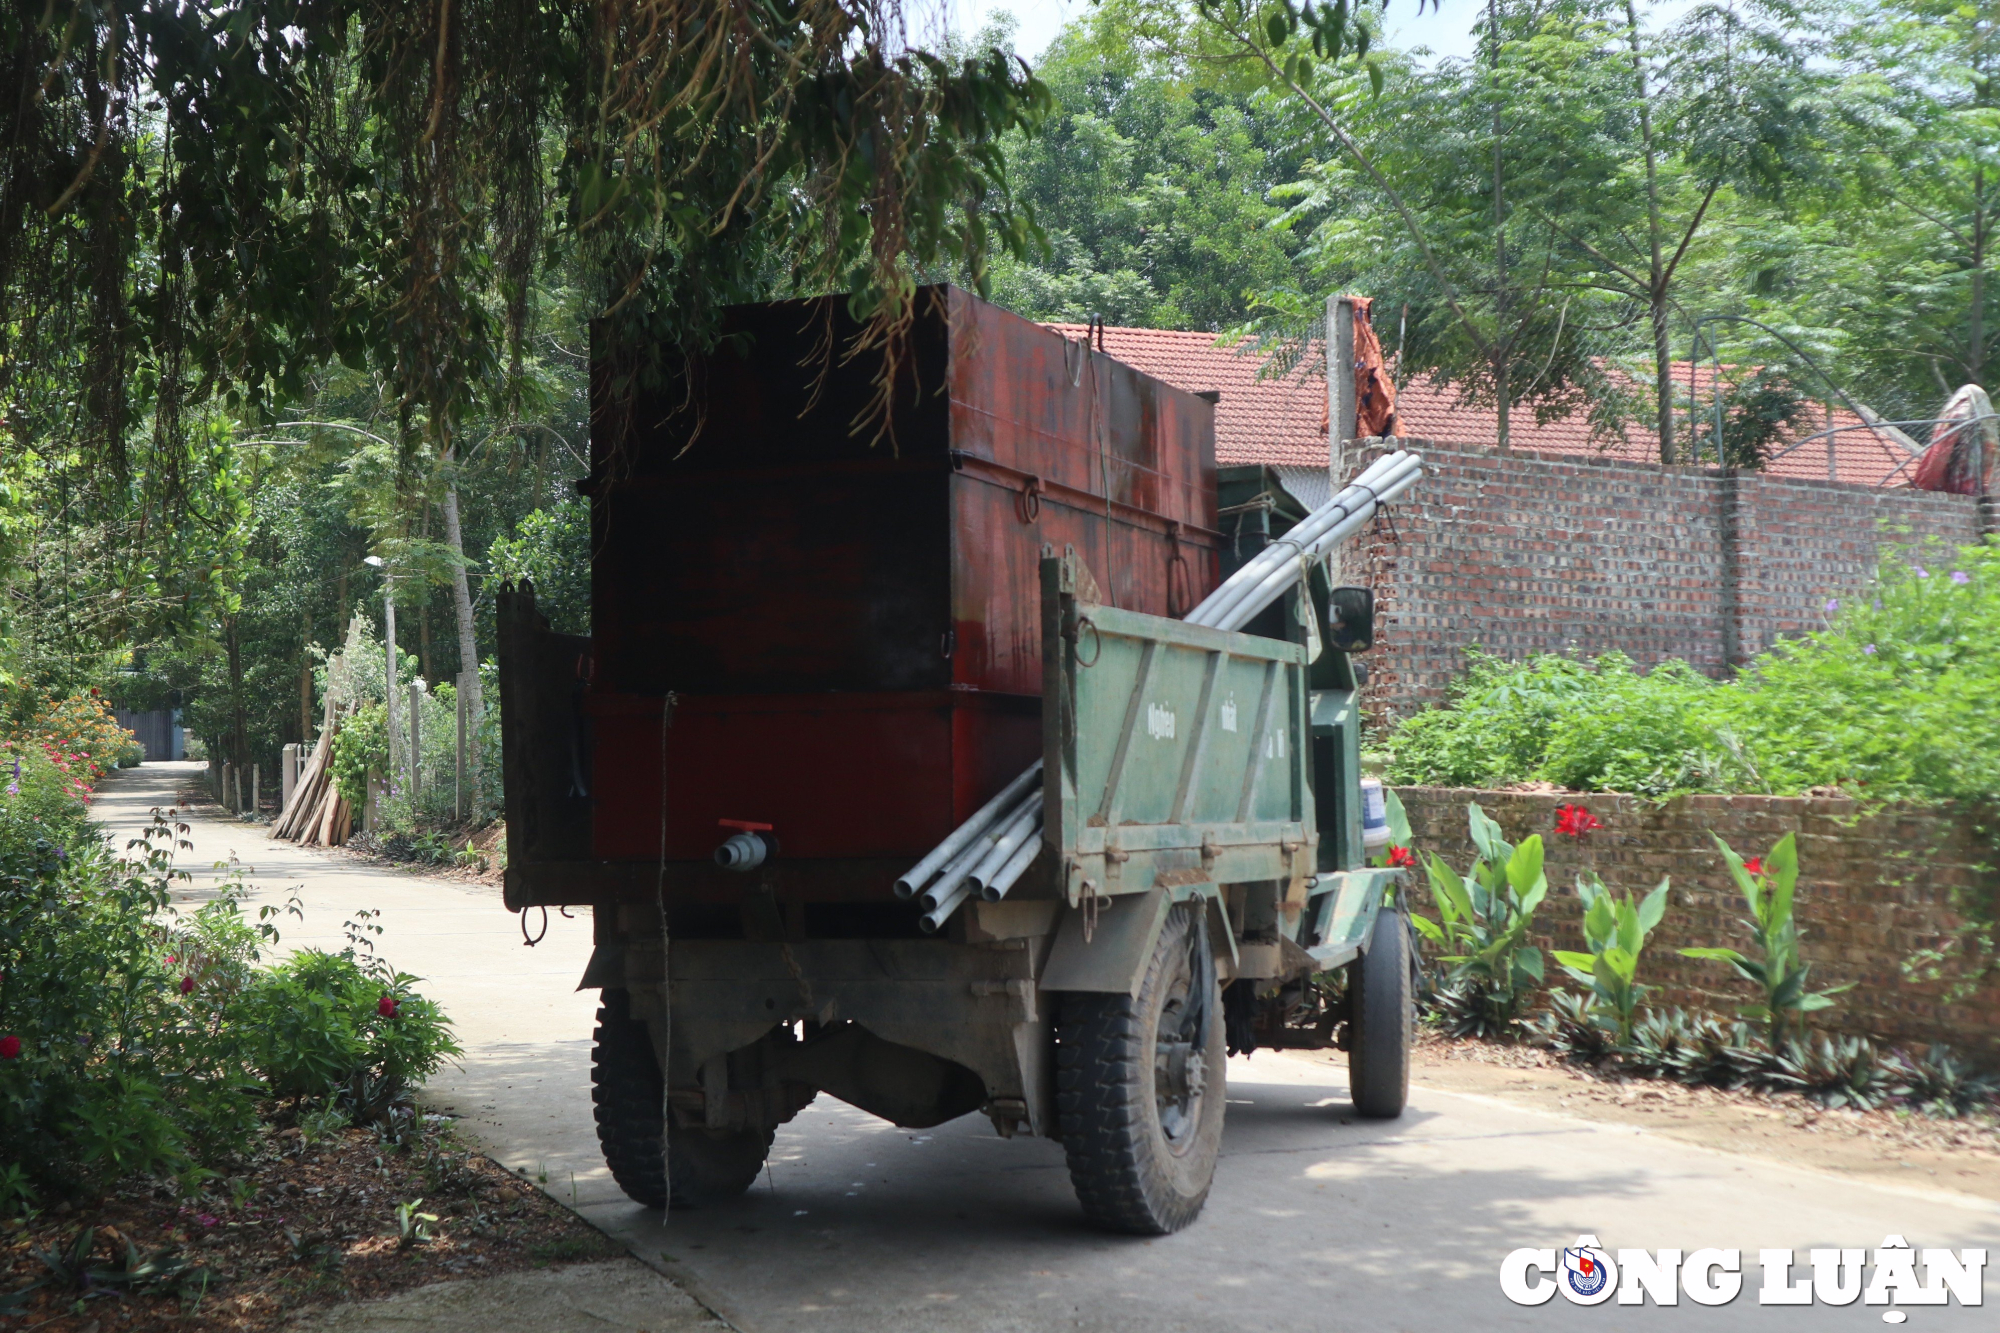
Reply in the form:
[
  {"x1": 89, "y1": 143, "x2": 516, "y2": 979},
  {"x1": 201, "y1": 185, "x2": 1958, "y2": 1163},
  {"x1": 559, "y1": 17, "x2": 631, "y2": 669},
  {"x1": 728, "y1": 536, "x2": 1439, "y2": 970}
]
[
  {"x1": 1387, "y1": 538, "x2": 2000, "y2": 807},
  {"x1": 243, "y1": 947, "x2": 459, "y2": 1120},
  {"x1": 0, "y1": 816, "x2": 261, "y2": 1202},
  {"x1": 0, "y1": 795, "x2": 458, "y2": 1212}
]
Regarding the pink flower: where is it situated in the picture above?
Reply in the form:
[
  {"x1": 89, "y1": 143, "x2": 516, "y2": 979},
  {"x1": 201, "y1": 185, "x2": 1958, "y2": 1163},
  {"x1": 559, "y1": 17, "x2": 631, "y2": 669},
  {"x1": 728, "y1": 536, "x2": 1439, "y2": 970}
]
[
  {"x1": 378, "y1": 995, "x2": 399, "y2": 1018},
  {"x1": 0, "y1": 1036, "x2": 19, "y2": 1059},
  {"x1": 180, "y1": 975, "x2": 195, "y2": 995}
]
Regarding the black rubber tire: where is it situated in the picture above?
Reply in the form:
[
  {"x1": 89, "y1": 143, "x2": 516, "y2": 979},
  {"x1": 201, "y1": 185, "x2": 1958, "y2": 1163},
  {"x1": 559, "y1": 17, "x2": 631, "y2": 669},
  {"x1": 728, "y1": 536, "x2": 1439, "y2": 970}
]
[
  {"x1": 591, "y1": 989, "x2": 668, "y2": 1209},
  {"x1": 591, "y1": 991, "x2": 774, "y2": 1209},
  {"x1": 1348, "y1": 907, "x2": 1412, "y2": 1118},
  {"x1": 1056, "y1": 905, "x2": 1226, "y2": 1235}
]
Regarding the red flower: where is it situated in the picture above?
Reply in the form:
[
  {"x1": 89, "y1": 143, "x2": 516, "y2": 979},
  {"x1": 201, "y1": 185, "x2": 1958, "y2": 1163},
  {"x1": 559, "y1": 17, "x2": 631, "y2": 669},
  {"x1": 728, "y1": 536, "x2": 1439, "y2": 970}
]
[
  {"x1": 0, "y1": 1036, "x2": 19, "y2": 1060},
  {"x1": 179, "y1": 975, "x2": 195, "y2": 995},
  {"x1": 1386, "y1": 845, "x2": 1416, "y2": 868},
  {"x1": 378, "y1": 995, "x2": 399, "y2": 1018},
  {"x1": 1743, "y1": 857, "x2": 1764, "y2": 877},
  {"x1": 1554, "y1": 804, "x2": 1602, "y2": 839}
]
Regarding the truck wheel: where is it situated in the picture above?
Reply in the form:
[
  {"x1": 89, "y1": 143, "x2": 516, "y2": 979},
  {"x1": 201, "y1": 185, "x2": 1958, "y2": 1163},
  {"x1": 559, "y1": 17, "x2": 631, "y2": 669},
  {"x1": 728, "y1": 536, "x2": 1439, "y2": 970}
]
[
  {"x1": 1347, "y1": 907, "x2": 1411, "y2": 1118},
  {"x1": 591, "y1": 991, "x2": 774, "y2": 1209},
  {"x1": 1057, "y1": 904, "x2": 1225, "y2": 1235},
  {"x1": 591, "y1": 989, "x2": 668, "y2": 1209},
  {"x1": 668, "y1": 1126, "x2": 773, "y2": 1208}
]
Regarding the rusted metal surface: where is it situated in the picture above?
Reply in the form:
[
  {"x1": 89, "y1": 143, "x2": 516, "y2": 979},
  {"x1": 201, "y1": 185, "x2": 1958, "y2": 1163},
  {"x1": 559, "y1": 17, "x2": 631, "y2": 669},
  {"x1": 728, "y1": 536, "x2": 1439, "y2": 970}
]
[{"x1": 558, "y1": 286, "x2": 1219, "y2": 901}]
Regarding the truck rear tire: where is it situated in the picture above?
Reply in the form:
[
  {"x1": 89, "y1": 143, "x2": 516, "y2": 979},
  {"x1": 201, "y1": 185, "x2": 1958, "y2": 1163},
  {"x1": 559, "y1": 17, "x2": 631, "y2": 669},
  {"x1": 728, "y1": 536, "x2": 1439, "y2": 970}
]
[
  {"x1": 1056, "y1": 904, "x2": 1226, "y2": 1235},
  {"x1": 591, "y1": 990, "x2": 774, "y2": 1209},
  {"x1": 1347, "y1": 907, "x2": 1411, "y2": 1118},
  {"x1": 591, "y1": 990, "x2": 668, "y2": 1209}
]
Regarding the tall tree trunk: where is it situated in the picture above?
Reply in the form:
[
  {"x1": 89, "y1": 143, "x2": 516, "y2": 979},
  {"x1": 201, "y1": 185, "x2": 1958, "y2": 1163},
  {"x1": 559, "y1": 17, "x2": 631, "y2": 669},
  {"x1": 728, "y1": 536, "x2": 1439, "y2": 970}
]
[
  {"x1": 441, "y1": 481, "x2": 483, "y2": 794},
  {"x1": 1626, "y1": 0, "x2": 1673, "y2": 462}
]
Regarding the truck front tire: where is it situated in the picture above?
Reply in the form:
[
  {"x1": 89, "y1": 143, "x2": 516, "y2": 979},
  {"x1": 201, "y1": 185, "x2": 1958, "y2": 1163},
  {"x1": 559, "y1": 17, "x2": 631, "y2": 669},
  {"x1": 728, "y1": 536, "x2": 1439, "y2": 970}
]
[
  {"x1": 1056, "y1": 904, "x2": 1226, "y2": 1235},
  {"x1": 591, "y1": 990, "x2": 772, "y2": 1209},
  {"x1": 1347, "y1": 907, "x2": 1412, "y2": 1118}
]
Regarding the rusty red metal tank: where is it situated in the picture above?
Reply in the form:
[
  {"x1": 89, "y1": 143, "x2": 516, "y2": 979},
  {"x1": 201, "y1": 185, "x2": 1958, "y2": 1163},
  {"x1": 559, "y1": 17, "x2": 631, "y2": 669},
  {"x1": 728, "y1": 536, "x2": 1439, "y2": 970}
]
[{"x1": 505, "y1": 285, "x2": 1219, "y2": 908}]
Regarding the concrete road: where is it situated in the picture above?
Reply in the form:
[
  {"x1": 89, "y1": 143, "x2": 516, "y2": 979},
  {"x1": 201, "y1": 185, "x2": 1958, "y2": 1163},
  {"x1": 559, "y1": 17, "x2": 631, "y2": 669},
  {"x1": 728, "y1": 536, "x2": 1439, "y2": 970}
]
[{"x1": 102, "y1": 763, "x2": 1999, "y2": 1330}]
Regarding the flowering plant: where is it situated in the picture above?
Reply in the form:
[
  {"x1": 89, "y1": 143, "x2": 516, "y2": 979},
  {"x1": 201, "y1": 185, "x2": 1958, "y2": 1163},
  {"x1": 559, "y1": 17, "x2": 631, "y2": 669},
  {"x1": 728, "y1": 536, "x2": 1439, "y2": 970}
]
[{"x1": 1554, "y1": 804, "x2": 1601, "y2": 839}]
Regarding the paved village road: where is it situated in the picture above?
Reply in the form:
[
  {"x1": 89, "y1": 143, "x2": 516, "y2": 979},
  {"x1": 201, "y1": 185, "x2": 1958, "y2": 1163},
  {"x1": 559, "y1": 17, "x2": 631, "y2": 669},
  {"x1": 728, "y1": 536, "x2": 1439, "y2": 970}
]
[{"x1": 102, "y1": 763, "x2": 1998, "y2": 1332}]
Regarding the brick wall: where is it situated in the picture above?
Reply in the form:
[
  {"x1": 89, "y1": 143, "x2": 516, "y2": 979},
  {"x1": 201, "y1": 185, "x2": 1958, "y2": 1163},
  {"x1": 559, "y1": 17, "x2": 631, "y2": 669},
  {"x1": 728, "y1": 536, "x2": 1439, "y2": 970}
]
[
  {"x1": 1355, "y1": 439, "x2": 1985, "y2": 712},
  {"x1": 1394, "y1": 786, "x2": 2000, "y2": 1062}
]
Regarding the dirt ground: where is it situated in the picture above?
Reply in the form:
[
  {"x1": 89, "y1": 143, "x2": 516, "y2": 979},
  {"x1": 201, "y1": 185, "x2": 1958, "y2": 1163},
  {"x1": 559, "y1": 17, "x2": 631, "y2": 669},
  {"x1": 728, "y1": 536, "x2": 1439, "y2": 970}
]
[
  {"x1": 1342, "y1": 1033, "x2": 2000, "y2": 1203},
  {"x1": 0, "y1": 1121, "x2": 624, "y2": 1333}
]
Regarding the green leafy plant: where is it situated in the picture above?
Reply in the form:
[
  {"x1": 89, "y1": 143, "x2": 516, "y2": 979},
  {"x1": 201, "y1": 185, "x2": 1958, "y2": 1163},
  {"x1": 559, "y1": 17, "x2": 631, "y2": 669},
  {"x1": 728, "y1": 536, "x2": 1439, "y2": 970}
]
[
  {"x1": 1680, "y1": 833, "x2": 1849, "y2": 1048},
  {"x1": 1409, "y1": 802, "x2": 1547, "y2": 1036},
  {"x1": 1553, "y1": 873, "x2": 1671, "y2": 1043},
  {"x1": 1764, "y1": 1033, "x2": 1892, "y2": 1111},
  {"x1": 1533, "y1": 989, "x2": 1616, "y2": 1064},
  {"x1": 394, "y1": 1198, "x2": 440, "y2": 1248},
  {"x1": 1886, "y1": 1045, "x2": 2000, "y2": 1117},
  {"x1": 1618, "y1": 1009, "x2": 1765, "y2": 1089}
]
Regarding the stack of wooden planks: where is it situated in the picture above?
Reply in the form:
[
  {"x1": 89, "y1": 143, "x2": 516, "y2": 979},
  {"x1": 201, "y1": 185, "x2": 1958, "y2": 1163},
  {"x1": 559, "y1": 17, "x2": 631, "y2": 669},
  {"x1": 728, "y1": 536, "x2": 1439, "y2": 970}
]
[{"x1": 271, "y1": 698, "x2": 352, "y2": 846}]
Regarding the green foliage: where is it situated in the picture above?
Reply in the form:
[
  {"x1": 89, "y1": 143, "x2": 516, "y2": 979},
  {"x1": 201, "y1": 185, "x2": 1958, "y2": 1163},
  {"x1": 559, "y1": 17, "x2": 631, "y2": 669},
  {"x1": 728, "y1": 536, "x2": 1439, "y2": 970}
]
[
  {"x1": 331, "y1": 705, "x2": 390, "y2": 809},
  {"x1": 1552, "y1": 874, "x2": 1671, "y2": 1043},
  {"x1": 982, "y1": 2, "x2": 1313, "y2": 330},
  {"x1": 1886, "y1": 1045, "x2": 2000, "y2": 1117},
  {"x1": 243, "y1": 949, "x2": 458, "y2": 1115},
  {"x1": 1766, "y1": 1033, "x2": 1893, "y2": 1111},
  {"x1": 484, "y1": 500, "x2": 591, "y2": 637},
  {"x1": 0, "y1": 771, "x2": 456, "y2": 1212},
  {"x1": 0, "y1": 815, "x2": 263, "y2": 1202},
  {"x1": 1534, "y1": 988, "x2": 1617, "y2": 1064},
  {"x1": 1409, "y1": 802, "x2": 1547, "y2": 1035},
  {"x1": 1679, "y1": 833, "x2": 1851, "y2": 1048},
  {"x1": 1389, "y1": 541, "x2": 2000, "y2": 808}
]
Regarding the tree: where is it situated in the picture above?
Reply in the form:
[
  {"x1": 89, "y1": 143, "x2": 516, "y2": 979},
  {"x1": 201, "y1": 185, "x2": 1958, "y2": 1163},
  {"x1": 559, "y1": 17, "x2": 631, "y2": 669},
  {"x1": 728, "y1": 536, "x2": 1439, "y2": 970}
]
[
  {"x1": 982, "y1": 1, "x2": 1312, "y2": 329},
  {"x1": 1217, "y1": 1, "x2": 1611, "y2": 445},
  {"x1": 1822, "y1": 0, "x2": 2000, "y2": 402},
  {"x1": 1525, "y1": 0, "x2": 1821, "y2": 461}
]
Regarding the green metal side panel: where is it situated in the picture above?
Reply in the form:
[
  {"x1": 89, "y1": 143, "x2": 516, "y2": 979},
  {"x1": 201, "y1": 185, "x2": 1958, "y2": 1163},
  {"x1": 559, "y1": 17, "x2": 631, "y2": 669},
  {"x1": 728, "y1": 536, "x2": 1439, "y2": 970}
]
[{"x1": 1042, "y1": 547, "x2": 1315, "y2": 906}]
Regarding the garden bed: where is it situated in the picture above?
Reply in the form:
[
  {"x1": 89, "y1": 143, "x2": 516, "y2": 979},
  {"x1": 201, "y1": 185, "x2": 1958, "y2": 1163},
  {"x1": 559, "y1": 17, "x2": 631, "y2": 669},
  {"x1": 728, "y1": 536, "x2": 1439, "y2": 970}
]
[{"x1": 0, "y1": 1116, "x2": 620, "y2": 1331}]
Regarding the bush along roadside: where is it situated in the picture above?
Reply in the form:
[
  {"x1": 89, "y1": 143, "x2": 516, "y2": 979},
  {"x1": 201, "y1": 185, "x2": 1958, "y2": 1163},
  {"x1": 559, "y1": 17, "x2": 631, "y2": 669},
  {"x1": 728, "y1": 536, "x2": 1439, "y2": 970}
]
[
  {"x1": 0, "y1": 760, "x2": 459, "y2": 1219},
  {"x1": 1406, "y1": 801, "x2": 2000, "y2": 1119}
]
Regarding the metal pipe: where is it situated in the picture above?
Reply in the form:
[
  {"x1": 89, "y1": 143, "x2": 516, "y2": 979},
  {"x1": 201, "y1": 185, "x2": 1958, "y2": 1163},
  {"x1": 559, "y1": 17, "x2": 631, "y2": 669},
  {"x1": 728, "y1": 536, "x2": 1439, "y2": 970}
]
[
  {"x1": 979, "y1": 822, "x2": 1044, "y2": 903},
  {"x1": 918, "y1": 878, "x2": 977, "y2": 934},
  {"x1": 966, "y1": 798, "x2": 1039, "y2": 893},
  {"x1": 918, "y1": 825, "x2": 1004, "y2": 911},
  {"x1": 895, "y1": 760, "x2": 1044, "y2": 898},
  {"x1": 1207, "y1": 461, "x2": 1425, "y2": 632},
  {"x1": 1186, "y1": 450, "x2": 1417, "y2": 625},
  {"x1": 1186, "y1": 451, "x2": 1421, "y2": 627}
]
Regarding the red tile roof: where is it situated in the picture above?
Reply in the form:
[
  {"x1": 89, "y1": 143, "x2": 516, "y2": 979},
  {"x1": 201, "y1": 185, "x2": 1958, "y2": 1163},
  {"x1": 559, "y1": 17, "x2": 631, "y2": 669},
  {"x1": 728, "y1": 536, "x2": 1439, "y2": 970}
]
[{"x1": 1045, "y1": 323, "x2": 1923, "y2": 488}]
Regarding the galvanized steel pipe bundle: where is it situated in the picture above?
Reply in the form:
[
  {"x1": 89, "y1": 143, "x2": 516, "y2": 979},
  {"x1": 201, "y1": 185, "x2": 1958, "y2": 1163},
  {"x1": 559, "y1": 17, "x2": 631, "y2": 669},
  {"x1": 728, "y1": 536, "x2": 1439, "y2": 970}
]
[{"x1": 902, "y1": 450, "x2": 1424, "y2": 927}]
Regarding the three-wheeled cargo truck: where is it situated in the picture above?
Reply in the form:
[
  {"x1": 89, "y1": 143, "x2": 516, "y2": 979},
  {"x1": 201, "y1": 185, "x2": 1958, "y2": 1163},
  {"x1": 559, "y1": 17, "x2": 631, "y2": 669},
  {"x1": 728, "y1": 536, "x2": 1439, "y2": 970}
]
[{"x1": 496, "y1": 286, "x2": 1418, "y2": 1235}]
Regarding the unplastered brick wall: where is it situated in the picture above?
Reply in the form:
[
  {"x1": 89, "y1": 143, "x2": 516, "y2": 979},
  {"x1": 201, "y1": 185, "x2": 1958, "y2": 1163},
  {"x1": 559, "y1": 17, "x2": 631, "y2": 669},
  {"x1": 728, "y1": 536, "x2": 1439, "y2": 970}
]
[
  {"x1": 1395, "y1": 786, "x2": 2000, "y2": 1062},
  {"x1": 1353, "y1": 438, "x2": 1984, "y2": 712}
]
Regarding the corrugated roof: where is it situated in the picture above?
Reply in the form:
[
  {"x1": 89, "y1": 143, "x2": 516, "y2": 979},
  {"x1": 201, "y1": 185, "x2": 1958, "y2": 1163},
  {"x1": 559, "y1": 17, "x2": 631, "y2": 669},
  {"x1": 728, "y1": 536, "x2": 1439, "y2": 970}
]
[{"x1": 1045, "y1": 323, "x2": 1922, "y2": 488}]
